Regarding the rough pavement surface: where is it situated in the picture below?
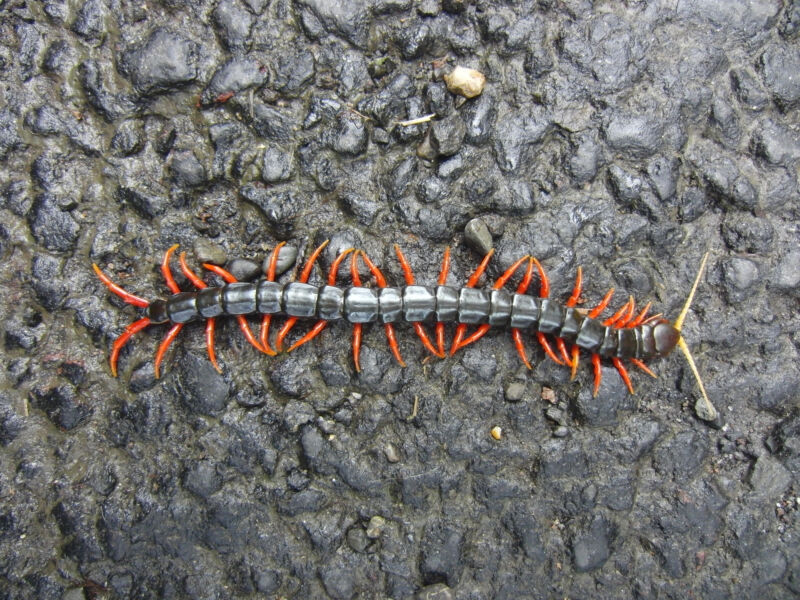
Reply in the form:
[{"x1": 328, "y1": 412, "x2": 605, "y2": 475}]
[{"x1": 1, "y1": 0, "x2": 799, "y2": 598}]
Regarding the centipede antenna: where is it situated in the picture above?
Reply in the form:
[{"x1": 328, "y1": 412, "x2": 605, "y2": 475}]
[
  {"x1": 672, "y1": 252, "x2": 715, "y2": 419},
  {"x1": 673, "y1": 252, "x2": 709, "y2": 333}
]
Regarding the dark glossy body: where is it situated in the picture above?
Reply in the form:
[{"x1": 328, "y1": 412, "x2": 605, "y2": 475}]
[{"x1": 149, "y1": 283, "x2": 680, "y2": 360}]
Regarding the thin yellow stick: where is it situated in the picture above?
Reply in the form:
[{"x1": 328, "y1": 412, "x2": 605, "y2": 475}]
[{"x1": 674, "y1": 252, "x2": 709, "y2": 333}]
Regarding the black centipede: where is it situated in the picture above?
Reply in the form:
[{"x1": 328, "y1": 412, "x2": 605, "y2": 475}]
[{"x1": 93, "y1": 242, "x2": 712, "y2": 410}]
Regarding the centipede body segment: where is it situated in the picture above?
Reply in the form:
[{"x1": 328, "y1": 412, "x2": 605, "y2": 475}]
[{"x1": 93, "y1": 243, "x2": 711, "y2": 404}]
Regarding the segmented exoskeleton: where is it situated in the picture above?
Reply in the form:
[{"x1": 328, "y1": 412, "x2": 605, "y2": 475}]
[{"x1": 94, "y1": 242, "x2": 711, "y2": 406}]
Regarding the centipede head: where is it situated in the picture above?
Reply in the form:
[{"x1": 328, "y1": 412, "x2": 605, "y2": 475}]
[{"x1": 670, "y1": 252, "x2": 715, "y2": 419}]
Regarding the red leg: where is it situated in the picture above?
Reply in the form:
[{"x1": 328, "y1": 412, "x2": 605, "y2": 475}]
[
  {"x1": 603, "y1": 297, "x2": 633, "y2": 327},
  {"x1": 359, "y1": 251, "x2": 406, "y2": 367},
  {"x1": 161, "y1": 244, "x2": 181, "y2": 294},
  {"x1": 259, "y1": 242, "x2": 286, "y2": 354},
  {"x1": 288, "y1": 319, "x2": 328, "y2": 352},
  {"x1": 203, "y1": 263, "x2": 268, "y2": 354},
  {"x1": 591, "y1": 353, "x2": 602, "y2": 396},
  {"x1": 512, "y1": 328, "x2": 532, "y2": 369},
  {"x1": 450, "y1": 249, "x2": 496, "y2": 355},
  {"x1": 631, "y1": 358, "x2": 657, "y2": 378},
  {"x1": 613, "y1": 297, "x2": 637, "y2": 328},
  {"x1": 179, "y1": 252, "x2": 221, "y2": 372},
  {"x1": 612, "y1": 357, "x2": 634, "y2": 394},
  {"x1": 414, "y1": 322, "x2": 442, "y2": 358},
  {"x1": 93, "y1": 264, "x2": 150, "y2": 308},
  {"x1": 276, "y1": 241, "x2": 330, "y2": 350},
  {"x1": 516, "y1": 258, "x2": 534, "y2": 294},
  {"x1": 588, "y1": 288, "x2": 615, "y2": 319},
  {"x1": 566, "y1": 266, "x2": 582, "y2": 307},
  {"x1": 394, "y1": 245, "x2": 416, "y2": 285},
  {"x1": 455, "y1": 255, "x2": 530, "y2": 353},
  {"x1": 436, "y1": 247, "x2": 450, "y2": 356},
  {"x1": 555, "y1": 337, "x2": 572, "y2": 365},
  {"x1": 530, "y1": 257, "x2": 549, "y2": 298},
  {"x1": 109, "y1": 317, "x2": 151, "y2": 377},
  {"x1": 154, "y1": 323, "x2": 183, "y2": 379},
  {"x1": 353, "y1": 323, "x2": 362, "y2": 372},
  {"x1": 287, "y1": 249, "x2": 354, "y2": 353},
  {"x1": 627, "y1": 302, "x2": 651, "y2": 328},
  {"x1": 537, "y1": 332, "x2": 564, "y2": 365},
  {"x1": 456, "y1": 324, "x2": 491, "y2": 351},
  {"x1": 205, "y1": 318, "x2": 220, "y2": 373},
  {"x1": 510, "y1": 259, "x2": 536, "y2": 369},
  {"x1": 570, "y1": 345, "x2": 580, "y2": 380},
  {"x1": 393, "y1": 246, "x2": 443, "y2": 358}
]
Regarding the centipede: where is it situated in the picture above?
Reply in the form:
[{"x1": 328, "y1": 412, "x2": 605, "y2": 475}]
[{"x1": 93, "y1": 242, "x2": 713, "y2": 411}]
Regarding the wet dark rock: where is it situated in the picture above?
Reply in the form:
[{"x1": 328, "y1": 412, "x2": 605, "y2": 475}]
[
  {"x1": 338, "y1": 187, "x2": 379, "y2": 225},
  {"x1": 79, "y1": 60, "x2": 139, "y2": 121},
  {"x1": 398, "y1": 22, "x2": 433, "y2": 60},
  {"x1": 721, "y1": 214, "x2": 774, "y2": 254},
  {"x1": 212, "y1": 0, "x2": 253, "y2": 50},
  {"x1": 42, "y1": 39, "x2": 74, "y2": 75},
  {"x1": 709, "y1": 95, "x2": 740, "y2": 146},
  {"x1": 573, "y1": 366, "x2": 632, "y2": 426},
  {"x1": 31, "y1": 254, "x2": 68, "y2": 310},
  {"x1": 30, "y1": 384, "x2": 90, "y2": 430},
  {"x1": 748, "y1": 454, "x2": 791, "y2": 501},
  {"x1": 689, "y1": 143, "x2": 759, "y2": 210},
  {"x1": 119, "y1": 29, "x2": 199, "y2": 96},
  {"x1": 493, "y1": 110, "x2": 551, "y2": 172},
  {"x1": 250, "y1": 103, "x2": 295, "y2": 141},
  {"x1": 0, "y1": 109, "x2": 23, "y2": 161},
  {"x1": 239, "y1": 184, "x2": 299, "y2": 239},
  {"x1": 759, "y1": 42, "x2": 800, "y2": 110},
  {"x1": 174, "y1": 352, "x2": 229, "y2": 415},
  {"x1": 72, "y1": 0, "x2": 108, "y2": 43},
  {"x1": 603, "y1": 113, "x2": 663, "y2": 158},
  {"x1": 110, "y1": 120, "x2": 145, "y2": 156},
  {"x1": 607, "y1": 165, "x2": 643, "y2": 204},
  {"x1": 461, "y1": 93, "x2": 495, "y2": 145},
  {"x1": 170, "y1": 150, "x2": 206, "y2": 188},
  {"x1": 201, "y1": 57, "x2": 267, "y2": 106},
  {"x1": 419, "y1": 522, "x2": 464, "y2": 587},
  {"x1": 28, "y1": 193, "x2": 80, "y2": 252},
  {"x1": 721, "y1": 256, "x2": 760, "y2": 303},
  {"x1": 271, "y1": 354, "x2": 315, "y2": 397},
  {"x1": 430, "y1": 114, "x2": 466, "y2": 157},
  {"x1": 678, "y1": 186, "x2": 709, "y2": 222},
  {"x1": 417, "y1": 583, "x2": 454, "y2": 600},
  {"x1": 730, "y1": 68, "x2": 770, "y2": 111},
  {"x1": 653, "y1": 430, "x2": 709, "y2": 480},
  {"x1": 273, "y1": 50, "x2": 315, "y2": 98},
  {"x1": 320, "y1": 558, "x2": 355, "y2": 599},
  {"x1": 646, "y1": 155, "x2": 678, "y2": 201},
  {"x1": 326, "y1": 112, "x2": 368, "y2": 156},
  {"x1": 771, "y1": 249, "x2": 800, "y2": 292},
  {"x1": 184, "y1": 461, "x2": 222, "y2": 498},
  {"x1": 297, "y1": 0, "x2": 370, "y2": 49},
  {"x1": 568, "y1": 135, "x2": 602, "y2": 183},
  {"x1": 572, "y1": 515, "x2": 616, "y2": 573},
  {"x1": 116, "y1": 183, "x2": 168, "y2": 218},
  {"x1": 425, "y1": 82, "x2": 452, "y2": 117},
  {"x1": 750, "y1": 118, "x2": 800, "y2": 165},
  {"x1": 766, "y1": 410, "x2": 800, "y2": 475}
]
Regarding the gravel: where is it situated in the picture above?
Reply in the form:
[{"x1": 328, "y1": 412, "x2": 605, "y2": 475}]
[{"x1": 0, "y1": 0, "x2": 798, "y2": 598}]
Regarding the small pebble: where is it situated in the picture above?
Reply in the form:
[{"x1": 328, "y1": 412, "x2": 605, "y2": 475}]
[
  {"x1": 366, "y1": 516, "x2": 386, "y2": 539},
  {"x1": 194, "y1": 239, "x2": 227, "y2": 265},
  {"x1": 464, "y1": 217, "x2": 492, "y2": 255},
  {"x1": 490, "y1": 426, "x2": 502, "y2": 440},
  {"x1": 553, "y1": 426, "x2": 569, "y2": 438},
  {"x1": 694, "y1": 396, "x2": 719, "y2": 423},
  {"x1": 262, "y1": 245, "x2": 298, "y2": 277},
  {"x1": 443, "y1": 66, "x2": 486, "y2": 99},
  {"x1": 504, "y1": 381, "x2": 526, "y2": 402},
  {"x1": 384, "y1": 443, "x2": 401, "y2": 463}
]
